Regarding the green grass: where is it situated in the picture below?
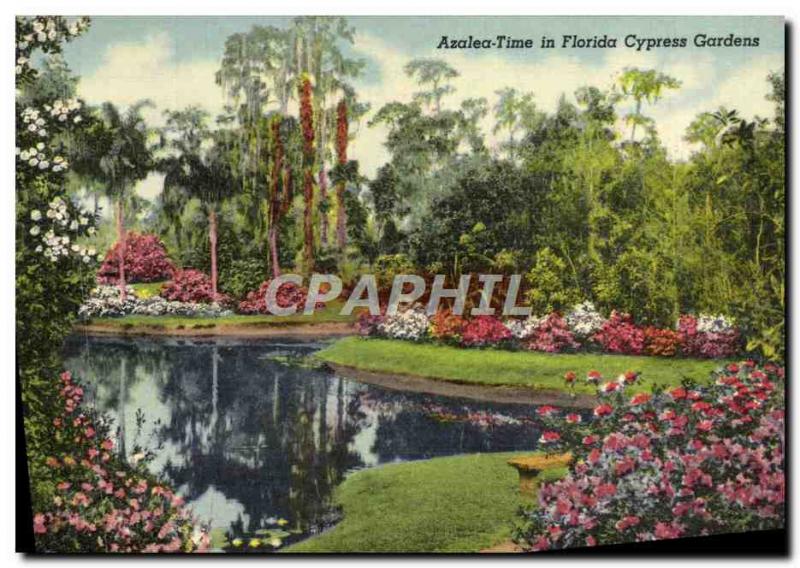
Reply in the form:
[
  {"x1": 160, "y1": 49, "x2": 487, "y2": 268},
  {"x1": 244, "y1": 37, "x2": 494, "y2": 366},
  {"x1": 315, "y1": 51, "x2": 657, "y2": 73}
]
[
  {"x1": 317, "y1": 337, "x2": 728, "y2": 394},
  {"x1": 284, "y1": 452, "x2": 565, "y2": 553},
  {"x1": 130, "y1": 281, "x2": 166, "y2": 298},
  {"x1": 84, "y1": 299, "x2": 356, "y2": 329}
]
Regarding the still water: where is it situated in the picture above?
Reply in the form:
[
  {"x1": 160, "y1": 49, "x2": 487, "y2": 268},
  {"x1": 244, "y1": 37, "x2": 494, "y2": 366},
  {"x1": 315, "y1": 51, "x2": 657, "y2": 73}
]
[{"x1": 63, "y1": 335, "x2": 545, "y2": 547}]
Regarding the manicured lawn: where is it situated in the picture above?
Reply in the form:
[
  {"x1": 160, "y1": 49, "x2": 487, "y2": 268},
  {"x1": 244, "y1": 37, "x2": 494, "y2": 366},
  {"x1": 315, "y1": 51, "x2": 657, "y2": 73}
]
[
  {"x1": 317, "y1": 337, "x2": 728, "y2": 394},
  {"x1": 284, "y1": 452, "x2": 565, "y2": 553},
  {"x1": 82, "y1": 299, "x2": 356, "y2": 329}
]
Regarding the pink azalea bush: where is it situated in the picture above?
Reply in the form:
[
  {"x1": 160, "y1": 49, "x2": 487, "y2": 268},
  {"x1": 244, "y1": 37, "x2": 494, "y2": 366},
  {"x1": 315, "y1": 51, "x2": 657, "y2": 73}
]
[
  {"x1": 237, "y1": 279, "x2": 313, "y2": 315},
  {"x1": 97, "y1": 232, "x2": 175, "y2": 284},
  {"x1": 33, "y1": 371, "x2": 210, "y2": 553},
  {"x1": 592, "y1": 311, "x2": 645, "y2": 355},
  {"x1": 161, "y1": 269, "x2": 224, "y2": 304},
  {"x1": 515, "y1": 361, "x2": 785, "y2": 551},
  {"x1": 526, "y1": 313, "x2": 580, "y2": 353},
  {"x1": 460, "y1": 315, "x2": 512, "y2": 347},
  {"x1": 679, "y1": 315, "x2": 740, "y2": 359}
]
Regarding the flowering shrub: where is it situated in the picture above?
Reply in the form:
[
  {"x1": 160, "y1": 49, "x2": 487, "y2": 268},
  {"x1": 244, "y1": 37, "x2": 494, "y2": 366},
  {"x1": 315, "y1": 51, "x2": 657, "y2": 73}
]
[
  {"x1": 461, "y1": 316, "x2": 512, "y2": 347},
  {"x1": 378, "y1": 307, "x2": 431, "y2": 341},
  {"x1": 161, "y1": 270, "x2": 222, "y2": 304},
  {"x1": 27, "y1": 197, "x2": 101, "y2": 264},
  {"x1": 679, "y1": 315, "x2": 740, "y2": 359},
  {"x1": 77, "y1": 286, "x2": 232, "y2": 319},
  {"x1": 644, "y1": 326, "x2": 683, "y2": 357},
  {"x1": 592, "y1": 311, "x2": 645, "y2": 355},
  {"x1": 97, "y1": 232, "x2": 175, "y2": 284},
  {"x1": 430, "y1": 309, "x2": 468, "y2": 341},
  {"x1": 505, "y1": 315, "x2": 546, "y2": 340},
  {"x1": 237, "y1": 279, "x2": 313, "y2": 315},
  {"x1": 33, "y1": 371, "x2": 210, "y2": 552},
  {"x1": 357, "y1": 313, "x2": 386, "y2": 336},
  {"x1": 526, "y1": 313, "x2": 580, "y2": 353},
  {"x1": 565, "y1": 301, "x2": 605, "y2": 340},
  {"x1": 516, "y1": 361, "x2": 785, "y2": 551}
]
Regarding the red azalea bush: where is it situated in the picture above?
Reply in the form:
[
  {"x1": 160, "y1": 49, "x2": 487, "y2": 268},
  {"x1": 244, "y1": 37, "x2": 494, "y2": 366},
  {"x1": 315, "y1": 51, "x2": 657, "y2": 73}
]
[
  {"x1": 357, "y1": 313, "x2": 386, "y2": 336},
  {"x1": 461, "y1": 315, "x2": 512, "y2": 347},
  {"x1": 33, "y1": 371, "x2": 210, "y2": 553},
  {"x1": 237, "y1": 279, "x2": 317, "y2": 315},
  {"x1": 97, "y1": 232, "x2": 175, "y2": 284},
  {"x1": 644, "y1": 326, "x2": 683, "y2": 357},
  {"x1": 515, "y1": 361, "x2": 785, "y2": 551},
  {"x1": 160, "y1": 269, "x2": 222, "y2": 304},
  {"x1": 526, "y1": 313, "x2": 580, "y2": 353},
  {"x1": 592, "y1": 311, "x2": 645, "y2": 355},
  {"x1": 678, "y1": 315, "x2": 740, "y2": 359},
  {"x1": 430, "y1": 309, "x2": 468, "y2": 341}
]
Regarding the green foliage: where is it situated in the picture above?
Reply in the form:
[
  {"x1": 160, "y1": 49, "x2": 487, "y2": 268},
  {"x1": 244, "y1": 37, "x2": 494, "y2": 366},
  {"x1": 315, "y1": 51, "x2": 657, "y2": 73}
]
[
  {"x1": 219, "y1": 258, "x2": 266, "y2": 299},
  {"x1": 373, "y1": 253, "x2": 416, "y2": 290},
  {"x1": 525, "y1": 248, "x2": 581, "y2": 314}
]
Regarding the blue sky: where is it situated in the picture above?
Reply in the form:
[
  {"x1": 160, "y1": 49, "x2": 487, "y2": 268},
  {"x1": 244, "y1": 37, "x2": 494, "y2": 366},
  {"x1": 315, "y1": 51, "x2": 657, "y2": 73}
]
[{"x1": 59, "y1": 16, "x2": 784, "y2": 198}]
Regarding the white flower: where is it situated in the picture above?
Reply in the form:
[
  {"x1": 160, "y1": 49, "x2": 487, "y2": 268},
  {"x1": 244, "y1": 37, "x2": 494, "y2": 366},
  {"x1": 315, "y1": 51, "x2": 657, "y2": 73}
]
[
  {"x1": 30, "y1": 210, "x2": 41, "y2": 221},
  {"x1": 29, "y1": 226, "x2": 40, "y2": 236},
  {"x1": 69, "y1": 220, "x2": 78, "y2": 230},
  {"x1": 36, "y1": 142, "x2": 44, "y2": 150},
  {"x1": 87, "y1": 227, "x2": 96, "y2": 235}
]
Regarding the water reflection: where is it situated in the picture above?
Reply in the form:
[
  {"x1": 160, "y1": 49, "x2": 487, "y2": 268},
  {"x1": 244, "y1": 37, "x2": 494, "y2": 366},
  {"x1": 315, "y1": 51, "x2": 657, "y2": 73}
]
[{"x1": 63, "y1": 335, "x2": 545, "y2": 546}]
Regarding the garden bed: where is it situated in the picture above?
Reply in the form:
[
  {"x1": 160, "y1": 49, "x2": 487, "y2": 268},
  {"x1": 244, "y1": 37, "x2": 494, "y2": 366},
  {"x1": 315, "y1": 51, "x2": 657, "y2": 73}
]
[
  {"x1": 317, "y1": 337, "x2": 728, "y2": 398},
  {"x1": 283, "y1": 452, "x2": 566, "y2": 553}
]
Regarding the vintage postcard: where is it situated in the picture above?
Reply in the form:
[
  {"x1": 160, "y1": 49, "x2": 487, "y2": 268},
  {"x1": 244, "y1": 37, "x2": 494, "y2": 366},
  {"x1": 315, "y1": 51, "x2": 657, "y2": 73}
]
[{"x1": 15, "y1": 15, "x2": 785, "y2": 554}]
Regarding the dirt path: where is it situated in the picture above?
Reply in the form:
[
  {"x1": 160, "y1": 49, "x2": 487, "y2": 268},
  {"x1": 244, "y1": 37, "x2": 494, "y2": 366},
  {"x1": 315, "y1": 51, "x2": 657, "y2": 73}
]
[{"x1": 327, "y1": 363, "x2": 597, "y2": 408}]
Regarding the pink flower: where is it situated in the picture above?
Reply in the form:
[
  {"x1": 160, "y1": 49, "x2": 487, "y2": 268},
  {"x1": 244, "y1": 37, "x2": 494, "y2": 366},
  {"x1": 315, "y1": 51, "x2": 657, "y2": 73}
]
[
  {"x1": 33, "y1": 513, "x2": 47, "y2": 534},
  {"x1": 537, "y1": 405, "x2": 559, "y2": 417},
  {"x1": 539, "y1": 431, "x2": 561, "y2": 444},
  {"x1": 101, "y1": 439, "x2": 114, "y2": 451}
]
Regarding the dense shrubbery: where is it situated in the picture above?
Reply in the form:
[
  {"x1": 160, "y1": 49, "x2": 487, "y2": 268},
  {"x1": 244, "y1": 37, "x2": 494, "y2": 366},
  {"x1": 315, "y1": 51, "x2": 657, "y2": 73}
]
[
  {"x1": 97, "y1": 232, "x2": 175, "y2": 284},
  {"x1": 237, "y1": 279, "x2": 311, "y2": 315},
  {"x1": 161, "y1": 269, "x2": 222, "y2": 304},
  {"x1": 358, "y1": 302, "x2": 741, "y2": 359},
  {"x1": 515, "y1": 361, "x2": 784, "y2": 550},
  {"x1": 32, "y1": 371, "x2": 210, "y2": 552}
]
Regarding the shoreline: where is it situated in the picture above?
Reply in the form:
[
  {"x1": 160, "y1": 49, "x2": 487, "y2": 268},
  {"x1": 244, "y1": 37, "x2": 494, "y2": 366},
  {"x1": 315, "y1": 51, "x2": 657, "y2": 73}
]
[
  {"x1": 73, "y1": 321, "x2": 357, "y2": 340},
  {"x1": 326, "y1": 362, "x2": 597, "y2": 408}
]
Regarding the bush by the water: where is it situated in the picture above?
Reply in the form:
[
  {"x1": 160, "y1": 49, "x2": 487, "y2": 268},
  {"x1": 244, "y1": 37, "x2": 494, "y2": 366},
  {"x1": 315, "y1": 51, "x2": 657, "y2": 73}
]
[
  {"x1": 97, "y1": 232, "x2": 175, "y2": 284},
  {"x1": 31, "y1": 371, "x2": 210, "y2": 552}
]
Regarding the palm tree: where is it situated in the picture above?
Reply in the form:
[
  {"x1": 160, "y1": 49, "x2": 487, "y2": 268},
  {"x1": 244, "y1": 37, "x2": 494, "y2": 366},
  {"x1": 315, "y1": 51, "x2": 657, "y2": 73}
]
[
  {"x1": 160, "y1": 107, "x2": 236, "y2": 298},
  {"x1": 72, "y1": 100, "x2": 154, "y2": 300}
]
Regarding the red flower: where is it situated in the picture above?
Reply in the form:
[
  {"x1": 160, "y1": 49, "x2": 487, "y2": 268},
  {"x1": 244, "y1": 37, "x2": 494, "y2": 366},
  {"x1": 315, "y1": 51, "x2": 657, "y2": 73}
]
[
  {"x1": 593, "y1": 404, "x2": 613, "y2": 417},
  {"x1": 630, "y1": 393, "x2": 651, "y2": 406},
  {"x1": 566, "y1": 413, "x2": 582, "y2": 424},
  {"x1": 587, "y1": 370, "x2": 602, "y2": 384},
  {"x1": 564, "y1": 371, "x2": 577, "y2": 384},
  {"x1": 537, "y1": 405, "x2": 559, "y2": 417},
  {"x1": 539, "y1": 431, "x2": 561, "y2": 444}
]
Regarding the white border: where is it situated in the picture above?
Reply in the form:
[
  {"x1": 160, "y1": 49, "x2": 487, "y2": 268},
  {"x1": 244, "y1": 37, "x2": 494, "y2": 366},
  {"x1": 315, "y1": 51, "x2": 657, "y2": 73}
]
[{"x1": 2, "y1": 2, "x2": 795, "y2": 567}]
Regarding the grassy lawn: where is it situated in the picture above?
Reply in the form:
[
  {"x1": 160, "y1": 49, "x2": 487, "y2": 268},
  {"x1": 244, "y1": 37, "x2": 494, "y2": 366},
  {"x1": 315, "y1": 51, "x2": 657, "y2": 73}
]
[
  {"x1": 317, "y1": 337, "x2": 728, "y2": 394},
  {"x1": 83, "y1": 299, "x2": 356, "y2": 329},
  {"x1": 284, "y1": 452, "x2": 565, "y2": 553}
]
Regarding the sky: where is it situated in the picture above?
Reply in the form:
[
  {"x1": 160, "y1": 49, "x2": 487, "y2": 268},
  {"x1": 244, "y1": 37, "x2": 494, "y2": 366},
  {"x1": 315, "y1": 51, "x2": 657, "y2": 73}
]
[{"x1": 59, "y1": 16, "x2": 785, "y2": 200}]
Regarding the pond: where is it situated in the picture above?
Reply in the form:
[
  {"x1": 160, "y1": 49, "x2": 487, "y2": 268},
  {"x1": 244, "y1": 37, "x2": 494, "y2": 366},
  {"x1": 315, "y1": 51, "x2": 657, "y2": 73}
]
[{"x1": 63, "y1": 334, "x2": 549, "y2": 550}]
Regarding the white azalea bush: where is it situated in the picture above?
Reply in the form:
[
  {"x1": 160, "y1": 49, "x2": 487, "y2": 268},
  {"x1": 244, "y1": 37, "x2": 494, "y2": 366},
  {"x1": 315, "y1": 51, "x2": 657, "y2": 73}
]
[
  {"x1": 30, "y1": 197, "x2": 100, "y2": 263},
  {"x1": 505, "y1": 314, "x2": 546, "y2": 340},
  {"x1": 78, "y1": 286, "x2": 232, "y2": 320},
  {"x1": 565, "y1": 301, "x2": 606, "y2": 339},
  {"x1": 377, "y1": 306, "x2": 431, "y2": 341},
  {"x1": 695, "y1": 313, "x2": 737, "y2": 334}
]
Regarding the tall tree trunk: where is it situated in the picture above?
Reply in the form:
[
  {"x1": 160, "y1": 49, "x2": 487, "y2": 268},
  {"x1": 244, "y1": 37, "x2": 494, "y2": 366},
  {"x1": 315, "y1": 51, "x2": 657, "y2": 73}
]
[
  {"x1": 319, "y1": 167, "x2": 329, "y2": 246},
  {"x1": 116, "y1": 198, "x2": 127, "y2": 301},
  {"x1": 335, "y1": 99, "x2": 349, "y2": 250},
  {"x1": 303, "y1": 170, "x2": 315, "y2": 272},
  {"x1": 299, "y1": 76, "x2": 316, "y2": 273},
  {"x1": 209, "y1": 208, "x2": 218, "y2": 298},
  {"x1": 269, "y1": 225, "x2": 281, "y2": 279}
]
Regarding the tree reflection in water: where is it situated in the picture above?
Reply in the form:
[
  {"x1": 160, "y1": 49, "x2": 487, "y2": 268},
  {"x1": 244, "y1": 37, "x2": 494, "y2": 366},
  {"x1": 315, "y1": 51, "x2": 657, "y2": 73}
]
[{"x1": 63, "y1": 335, "x2": 542, "y2": 546}]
